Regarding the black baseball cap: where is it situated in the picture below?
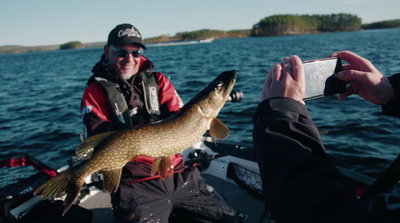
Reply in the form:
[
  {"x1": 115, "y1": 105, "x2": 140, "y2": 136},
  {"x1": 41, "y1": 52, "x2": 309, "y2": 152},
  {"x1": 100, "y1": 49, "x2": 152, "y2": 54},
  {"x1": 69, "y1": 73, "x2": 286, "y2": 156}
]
[{"x1": 107, "y1": 24, "x2": 146, "y2": 49}]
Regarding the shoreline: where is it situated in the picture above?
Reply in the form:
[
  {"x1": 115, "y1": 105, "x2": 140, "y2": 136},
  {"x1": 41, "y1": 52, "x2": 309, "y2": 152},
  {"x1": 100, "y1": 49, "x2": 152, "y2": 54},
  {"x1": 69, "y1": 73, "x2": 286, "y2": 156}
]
[{"x1": 1, "y1": 27, "x2": 399, "y2": 55}]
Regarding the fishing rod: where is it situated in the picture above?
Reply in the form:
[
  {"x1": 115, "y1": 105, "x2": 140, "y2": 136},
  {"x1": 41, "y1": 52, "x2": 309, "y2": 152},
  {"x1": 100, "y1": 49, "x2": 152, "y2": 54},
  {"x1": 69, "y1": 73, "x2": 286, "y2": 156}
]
[
  {"x1": 361, "y1": 153, "x2": 400, "y2": 199},
  {"x1": 184, "y1": 146, "x2": 254, "y2": 166}
]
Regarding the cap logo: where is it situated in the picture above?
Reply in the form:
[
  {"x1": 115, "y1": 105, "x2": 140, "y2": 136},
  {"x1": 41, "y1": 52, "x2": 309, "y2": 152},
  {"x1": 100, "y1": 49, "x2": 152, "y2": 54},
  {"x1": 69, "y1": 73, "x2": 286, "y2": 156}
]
[{"x1": 118, "y1": 27, "x2": 141, "y2": 38}]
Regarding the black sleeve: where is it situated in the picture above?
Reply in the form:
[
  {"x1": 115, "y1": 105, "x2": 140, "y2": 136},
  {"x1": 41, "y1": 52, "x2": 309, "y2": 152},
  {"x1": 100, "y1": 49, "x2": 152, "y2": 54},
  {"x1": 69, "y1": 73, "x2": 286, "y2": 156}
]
[
  {"x1": 83, "y1": 112, "x2": 113, "y2": 138},
  {"x1": 382, "y1": 73, "x2": 400, "y2": 118},
  {"x1": 253, "y1": 97, "x2": 400, "y2": 222}
]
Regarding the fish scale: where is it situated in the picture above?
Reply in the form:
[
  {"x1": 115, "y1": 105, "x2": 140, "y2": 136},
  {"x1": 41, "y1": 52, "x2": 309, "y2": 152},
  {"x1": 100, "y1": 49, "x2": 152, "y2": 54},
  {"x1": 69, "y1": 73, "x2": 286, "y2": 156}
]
[{"x1": 34, "y1": 70, "x2": 236, "y2": 215}]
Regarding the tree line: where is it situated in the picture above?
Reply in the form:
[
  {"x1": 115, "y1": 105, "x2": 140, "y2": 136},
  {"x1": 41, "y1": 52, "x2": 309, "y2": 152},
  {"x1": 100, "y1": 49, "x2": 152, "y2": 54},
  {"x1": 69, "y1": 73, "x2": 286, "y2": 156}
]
[
  {"x1": 60, "y1": 41, "x2": 83, "y2": 50},
  {"x1": 145, "y1": 29, "x2": 250, "y2": 43},
  {"x1": 361, "y1": 19, "x2": 400, "y2": 29},
  {"x1": 251, "y1": 13, "x2": 362, "y2": 36}
]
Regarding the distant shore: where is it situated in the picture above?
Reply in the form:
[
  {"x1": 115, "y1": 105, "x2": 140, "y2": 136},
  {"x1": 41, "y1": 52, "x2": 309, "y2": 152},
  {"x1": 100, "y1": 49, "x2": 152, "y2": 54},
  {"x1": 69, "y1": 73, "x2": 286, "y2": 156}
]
[
  {"x1": 1, "y1": 15, "x2": 399, "y2": 55},
  {"x1": 0, "y1": 28, "x2": 251, "y2": 55},
  {"x1": 1, "y1": 27, "x2": 397, "y2": 55}
]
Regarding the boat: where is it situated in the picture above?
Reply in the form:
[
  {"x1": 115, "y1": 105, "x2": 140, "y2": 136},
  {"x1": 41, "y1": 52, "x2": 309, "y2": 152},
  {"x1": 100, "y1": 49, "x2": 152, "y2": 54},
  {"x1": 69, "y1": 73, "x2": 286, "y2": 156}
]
[
  {"x1": 199, "y1": 38, "x2": 215, "y2": 43},
  {"x1": 0, "y1": 136, "x2": 381, "y2": 223},
  {"x1": 146, "y1": 38, "x2": 214, "y2": 47}
]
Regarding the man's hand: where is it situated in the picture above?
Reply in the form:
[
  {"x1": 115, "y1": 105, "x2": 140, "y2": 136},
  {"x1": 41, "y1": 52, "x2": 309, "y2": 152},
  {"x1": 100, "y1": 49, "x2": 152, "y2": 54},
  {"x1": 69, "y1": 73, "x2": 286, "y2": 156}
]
[
  {"x1": 261, "y1": 55, "x2": 305, "y2": 104},
  {"x1": 329, "y1": 51, "x2": 394, "y2": 105}
]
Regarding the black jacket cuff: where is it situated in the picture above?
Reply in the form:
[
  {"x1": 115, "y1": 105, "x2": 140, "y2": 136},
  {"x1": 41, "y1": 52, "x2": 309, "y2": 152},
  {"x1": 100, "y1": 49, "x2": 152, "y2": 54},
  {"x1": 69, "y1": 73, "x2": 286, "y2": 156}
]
[
  {"x1": 253, "y1": 97, "x2": 310, "y2": 124},
  {"x1": 382, "y1": 73, "x2": 400, "y2": 118}
]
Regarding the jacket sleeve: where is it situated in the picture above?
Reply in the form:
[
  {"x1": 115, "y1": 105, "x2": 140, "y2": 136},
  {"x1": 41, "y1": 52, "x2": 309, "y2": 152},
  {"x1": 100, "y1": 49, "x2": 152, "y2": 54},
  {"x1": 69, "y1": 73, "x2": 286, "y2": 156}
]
[
  {"x1": 253, "y1": 97, "x2": 400, "y2": 222},
  {"x1": 382, "y1": 73, "x2": 400, "y2": 118},
  {"x1": 80, "y1": 83, "x2": 113, "y2": 137},
  {"x1": 155, "y1": 72, "x2": 183, "y2": 117}
]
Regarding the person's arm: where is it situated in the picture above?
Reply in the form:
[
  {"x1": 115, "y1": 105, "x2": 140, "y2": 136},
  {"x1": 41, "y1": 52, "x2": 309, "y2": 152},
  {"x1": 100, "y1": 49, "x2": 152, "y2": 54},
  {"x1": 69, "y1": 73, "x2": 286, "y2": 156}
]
[
  {"x1": 155, "y1": 72, "x2": 184, "y2": 118},
  {"x1": 254, "y1": 56, "x2": 356, "y2": 222},
  {"x1": 81, "y1": 83, "x2": 113, "y2": 137}
]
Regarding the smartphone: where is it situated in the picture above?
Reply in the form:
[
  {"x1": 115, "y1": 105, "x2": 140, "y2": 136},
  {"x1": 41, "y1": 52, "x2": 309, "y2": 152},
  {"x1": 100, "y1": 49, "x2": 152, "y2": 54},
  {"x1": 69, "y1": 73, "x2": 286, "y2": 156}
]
[{"x1": 303, "y1": 57, "x2": 347, "y2": 100}]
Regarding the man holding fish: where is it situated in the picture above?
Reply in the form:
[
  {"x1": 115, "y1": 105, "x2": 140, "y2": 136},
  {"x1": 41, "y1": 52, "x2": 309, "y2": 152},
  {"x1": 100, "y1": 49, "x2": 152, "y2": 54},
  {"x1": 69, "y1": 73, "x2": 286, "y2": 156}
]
[{"x1": 76, "y1": 24, "x2": 243, "y2": 222}]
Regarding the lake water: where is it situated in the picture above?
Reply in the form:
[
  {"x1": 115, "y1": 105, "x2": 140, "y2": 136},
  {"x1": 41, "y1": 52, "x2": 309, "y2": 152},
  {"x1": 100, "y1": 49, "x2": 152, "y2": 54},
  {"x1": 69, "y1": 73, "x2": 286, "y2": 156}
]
[{"x1": 1, "y1": 28, "x2": 400, "y2": 178}]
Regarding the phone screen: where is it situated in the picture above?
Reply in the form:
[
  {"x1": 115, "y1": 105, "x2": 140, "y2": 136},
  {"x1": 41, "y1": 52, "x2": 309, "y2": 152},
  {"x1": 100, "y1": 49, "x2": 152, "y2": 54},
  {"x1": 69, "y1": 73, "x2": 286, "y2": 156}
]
[{"x1": 303, "y1": 57, "x2": 346, "y2": 100}]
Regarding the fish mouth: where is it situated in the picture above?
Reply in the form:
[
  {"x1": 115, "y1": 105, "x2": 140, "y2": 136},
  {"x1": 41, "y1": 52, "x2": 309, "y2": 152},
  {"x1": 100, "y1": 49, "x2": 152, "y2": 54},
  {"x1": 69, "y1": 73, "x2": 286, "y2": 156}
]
[
  {"x1": 189, "y1": 70, "x2": 236, "y2": 103},
  {"x1": 215, "y1": 70, "x2": 236, "y2": 97}
]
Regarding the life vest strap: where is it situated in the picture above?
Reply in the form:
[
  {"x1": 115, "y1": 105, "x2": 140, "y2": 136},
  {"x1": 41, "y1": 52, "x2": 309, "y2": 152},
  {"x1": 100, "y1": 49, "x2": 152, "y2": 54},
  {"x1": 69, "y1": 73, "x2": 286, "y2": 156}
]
[
  {"x1": 141, "y1": 71, "x2": 161, "y2": 120},
  {"x1": 95, "y1": 77, "x2": 133, "y2": 129}
]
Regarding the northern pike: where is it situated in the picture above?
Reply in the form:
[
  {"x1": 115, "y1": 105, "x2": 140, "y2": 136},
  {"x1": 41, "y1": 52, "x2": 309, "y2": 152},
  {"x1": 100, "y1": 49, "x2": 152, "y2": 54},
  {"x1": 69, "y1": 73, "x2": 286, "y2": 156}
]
[{"x1": 34, "y1": 70, "x2": 236, "y2": 215}]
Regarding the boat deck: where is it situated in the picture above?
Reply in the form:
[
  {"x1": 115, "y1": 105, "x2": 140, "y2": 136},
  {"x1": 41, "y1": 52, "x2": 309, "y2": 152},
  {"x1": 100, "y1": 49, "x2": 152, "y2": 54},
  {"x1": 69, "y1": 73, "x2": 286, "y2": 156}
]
[{"x1": 79, "y1": 173, "x2": 266, "y2": 223}]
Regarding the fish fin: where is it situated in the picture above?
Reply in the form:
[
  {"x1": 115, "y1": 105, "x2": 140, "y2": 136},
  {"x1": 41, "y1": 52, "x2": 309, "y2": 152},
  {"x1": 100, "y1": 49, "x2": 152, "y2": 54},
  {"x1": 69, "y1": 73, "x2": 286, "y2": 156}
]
[
  {"x1": 209, "y1": 118, "x2": 230, "y2": 140},
  {"x1": 159, "y1": 157, "x2": 173, "y2": 179},
  {"x1": 101, "y1": 169, "x2": 122, "y2": 193},
  {"x1": 34, "y1": 169, "x2": 85, "y2": 216},
  {"x1": 151, "y1": 157, "x2": 173, "y2": 179},
  {"x1": 151, "y1": 158, "x2": 161, "y2": 176},
  {"x1": 76, "y1": 131, "x2": 117, "y2": 159}
]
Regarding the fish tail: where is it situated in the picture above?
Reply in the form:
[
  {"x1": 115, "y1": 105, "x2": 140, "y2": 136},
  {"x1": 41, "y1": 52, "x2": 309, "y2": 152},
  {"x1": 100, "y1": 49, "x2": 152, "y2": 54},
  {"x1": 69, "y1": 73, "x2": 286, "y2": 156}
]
[
  {"x1": 62, "y1": 178, "x2": 84, "y2": 216},
  {"x1": 34, "y1": 171, "x2": 69, "y2": 199},
  {"x1": 34, "y1": 169, "x2": 85, "y2": 215}
]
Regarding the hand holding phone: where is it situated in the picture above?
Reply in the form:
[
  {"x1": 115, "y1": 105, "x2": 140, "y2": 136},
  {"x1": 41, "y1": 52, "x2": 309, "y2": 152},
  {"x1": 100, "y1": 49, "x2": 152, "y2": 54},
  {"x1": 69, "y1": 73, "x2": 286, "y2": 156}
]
[{"x1": 303, "y1": 57, "x2": 347, "y2": 100}]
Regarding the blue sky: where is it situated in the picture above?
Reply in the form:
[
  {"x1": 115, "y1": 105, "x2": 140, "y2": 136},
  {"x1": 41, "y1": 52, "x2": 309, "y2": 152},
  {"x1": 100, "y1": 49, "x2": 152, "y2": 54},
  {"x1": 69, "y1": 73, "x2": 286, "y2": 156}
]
[{"x1": 0, "y1": 0, "x2": 399, "y2": 46}]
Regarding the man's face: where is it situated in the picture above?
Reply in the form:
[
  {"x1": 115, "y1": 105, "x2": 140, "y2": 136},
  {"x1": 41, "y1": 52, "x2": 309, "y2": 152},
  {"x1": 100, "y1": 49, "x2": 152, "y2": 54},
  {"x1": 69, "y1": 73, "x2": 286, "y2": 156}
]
[{"x1": 104, "y1": 43, "x2": 142, "y2": 80}]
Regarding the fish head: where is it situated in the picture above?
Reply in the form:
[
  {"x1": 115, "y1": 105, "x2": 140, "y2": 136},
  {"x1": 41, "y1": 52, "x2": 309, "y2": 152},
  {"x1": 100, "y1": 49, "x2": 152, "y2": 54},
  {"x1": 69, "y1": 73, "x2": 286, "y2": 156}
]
[{"x1": 190, "y1": 70, "x2": 236, "y2": 118}]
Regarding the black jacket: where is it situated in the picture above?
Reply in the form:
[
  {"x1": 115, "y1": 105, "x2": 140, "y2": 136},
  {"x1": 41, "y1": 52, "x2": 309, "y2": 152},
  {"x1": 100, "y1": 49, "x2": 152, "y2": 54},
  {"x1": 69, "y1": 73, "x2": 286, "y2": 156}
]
[{"x1": 252, "y1": 73, "x2": 400, "y2": 223}]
